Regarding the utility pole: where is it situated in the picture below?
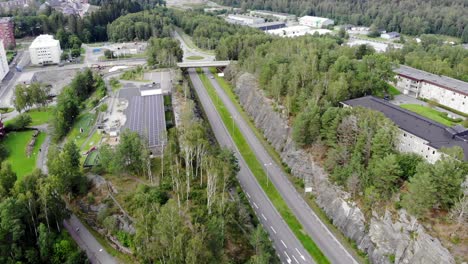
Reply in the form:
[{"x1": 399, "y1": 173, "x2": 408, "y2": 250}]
[{"x1": 264, "y1": 162, "x2": 273, "y2": 187}]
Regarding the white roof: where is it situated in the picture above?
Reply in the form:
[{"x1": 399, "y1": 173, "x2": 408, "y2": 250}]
[
  {"x1": 299, "y1": 16, "x2": 331, "y2": 22},
  {"x1": 30, "y1": 34, "x2": 60, "y2": 49}
]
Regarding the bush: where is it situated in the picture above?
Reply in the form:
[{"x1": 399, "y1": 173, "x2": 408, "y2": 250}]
[
  {"x1": 5, "y1": 113, "x2": 32, "y2": 131},
  {"x1": 99, "y1": 103, "x2": 108, "y2": 112}
]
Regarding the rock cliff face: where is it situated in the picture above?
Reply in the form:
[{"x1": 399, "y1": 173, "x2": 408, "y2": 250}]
[{"x1": 233, "y1": 72, "x2": 455, "y2": 264}]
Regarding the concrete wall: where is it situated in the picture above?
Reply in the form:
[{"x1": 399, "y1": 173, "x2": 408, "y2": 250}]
[
  {"x1": 29, "y1": 45, "x2": 61, "y2": 65},
  {"x1": 396, "y1": 75, "x2": 468, "y2": 114},
  {"x1": 0, "y1": 40, "x2": 9, "y2": 81},
  {"x1": 397, "y1": 130, "x2": 441, "y2": 163},
  {"x1": 418, "y1": 82, "x2": 468, "y2": 114}
]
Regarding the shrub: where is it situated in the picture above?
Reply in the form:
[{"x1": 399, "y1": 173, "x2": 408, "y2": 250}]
[{"x1": 5, "y1": 113, "x2": 32, "y2": 131}]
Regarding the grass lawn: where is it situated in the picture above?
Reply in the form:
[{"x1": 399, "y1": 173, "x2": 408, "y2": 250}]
[
  {"x1": 186, "y1": 55, "x2": 204, "y2": 60},
  {"x1": 197, "y1": 70, "x2": 330, "y2": 264},
  {"x1": 26, "y1": 107, "x2": 54, "y2": 126},
  {"x1": 66, "y1": 113, "x2": 97, "y2": 150},
  {"x1": 387, "y1": 85, "x2": 401, "y2": 96},
  {"x1": 4, "y1": 131, "x2": 46, "y2": 179},
  {"x1": 400, "y1": 104, "x2": 458, "y2": 127},
  {"x1": 208, "y1": 67, "x2": 369, "y2": 262},
  {"x1": 0, "y1": 107, "x2": 14, "y2": 114}
]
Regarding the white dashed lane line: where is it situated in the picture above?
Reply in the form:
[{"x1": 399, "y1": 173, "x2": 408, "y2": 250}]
[
  {"x1": 281, "y1": 240, "x2": 287, "y2": 248},
  {"x1": 270, "y1": 226, "x2": 277, "y2": 234},
  {"x1": 253, "y1": 202, "x2": 259, "y2": 209},
  {"x1": 262, "y1": 213, "x2": 267, "y2": 221}
]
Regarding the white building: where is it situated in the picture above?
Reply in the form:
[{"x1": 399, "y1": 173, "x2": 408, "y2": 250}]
[
  {"x1": 226, "y1": 14, "x2": 264, "y2": 25},
  {"x1": 29, "y1": 34, "x2": 61, "y2": 65},
  {"x1": 249, "y1": 10, "x2": 296, "y2": 22},
  {"x1": 343, "y1": 96, "x2": 468, "y2": 163},
  {"x1": 266, "y1": 25, "x2": 331, "y2": 38},
  {"x1": 298, "y1": 16, "x2": 334, "y2": 28},
  {"x1": 381, "y1": 32, "x2": 400, "y2": 39},
  {"x1": 0, "y1": 40, "x2": 9, "y2": 81},
  {"x1": 394, "y1": 65, "x2": 468, "y2": 114}
]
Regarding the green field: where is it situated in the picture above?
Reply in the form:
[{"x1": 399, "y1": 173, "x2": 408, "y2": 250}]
[
  {"x1": 27, "y1": 107, "x2": 54, "y2": 126},
  {"x1": 197, "y1": 70, "x2": 330, "y2": 264},
  {"x1": 400, "y1": 104, "x2": 461, "y2": 127},
  {"x1": 66, "y1": 113, "x2": 97, "y2": 150},
  {"x1": 4, "y1": 131, "x2": 46, "y2": 179}
]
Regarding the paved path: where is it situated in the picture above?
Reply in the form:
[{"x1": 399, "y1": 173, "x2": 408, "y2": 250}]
[
  {"x1": 64, "y1": 215, "x2": 117, "y2": 264},
  {"x1": 200, "y1": 67, "x2": 360, "y2": 264},
  {"x1": 189, "y1": 68, "x2": 314, "y2": 264}
]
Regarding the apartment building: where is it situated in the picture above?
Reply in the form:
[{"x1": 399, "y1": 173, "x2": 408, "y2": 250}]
[
  {"x1": 343, "y1": 96, "x2": 468, "y2": 163},
  {"x1": 0, "y1": 17, "x2": 16, "y2": 49},
  {"x1": 394, "y1": 65, "x2": 468, "y2": 114},
  {"x1": 0, "y1": 40, "x2": 9, "y2": 81},
  {"x1": 29, "y1": 34, "x2": 61, "y2": 65}
]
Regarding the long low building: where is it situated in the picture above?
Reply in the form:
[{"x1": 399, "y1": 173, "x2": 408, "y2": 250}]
[
  {"x1": 249, "y1": 10, "x2": 296, "y2": 22},
  {"x1": 226, "y1": 14, "x2": 265, "y2": 25},
  {"x1": 249, "y1": 21, "x2": 286, "y2": 31},
  {"x1": 394, "y1": 65, "x2": 468, "y2": 114},
  {"x1": 120, "y1": 84, "x2": 167, "y2": 155},
  {"x1": 343, "y1": 96, "x2": 468, "y2": 163},
  {"x1": 299, "y1": 15, "x2": 334, "y2": 28},
  {"x1": 266, "y1": 25, "x2": 332, "y2": 38},
  {"x1": 0, "y1": 40, "x2": 9, "y2": 81}
]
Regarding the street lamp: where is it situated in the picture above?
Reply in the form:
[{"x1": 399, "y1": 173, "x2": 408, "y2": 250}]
[{"x1": 264, "y1": 162, "x2": 273, "y2": 187}]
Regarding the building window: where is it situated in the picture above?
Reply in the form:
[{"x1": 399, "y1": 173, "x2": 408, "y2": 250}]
[
  {"x1": 403, "y1": 133, "x2": 407, "y2": 137},
  {"x1": 433, "y1": 151, "x2": 435, "y2": 154}
]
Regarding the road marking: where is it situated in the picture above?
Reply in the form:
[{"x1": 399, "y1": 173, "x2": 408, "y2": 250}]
[
  {"x1": 253, "y1": 202, "x2": 259, "y2": 209},
  {"x1": 284, "y1": 251, "x2": 292, "y2": 264},
  {"x1": 281, "y1": 240, "x2": 287, "y2": 248},
  {"x1": 292, "y1": 255, "x2": 299, "y2": 263},
  {"x1": 246, "y1": 192, "x2": 251, "y2": 198},
  {"x1": 261, "y1": 213, "x2": 267, "y2": 221},
  {"x1": 270, "y1": 226, "x2": 277, "y2": 234},
  {"x1": 295, "y1": 248, "x2": 306, "y2": 260}
]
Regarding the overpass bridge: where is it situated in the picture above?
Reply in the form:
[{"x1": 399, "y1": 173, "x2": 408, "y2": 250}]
[{"x1": 177, "y1": 60, "x2": 233, "y2": 68}]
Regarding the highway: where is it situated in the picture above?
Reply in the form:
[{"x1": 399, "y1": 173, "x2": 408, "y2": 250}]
[
  {"x1": 188, "y1": 68, "x2": 313, "y2": 264},
  {"x1": 199, "y1": 68, "x2": 360, "y2": 264}
]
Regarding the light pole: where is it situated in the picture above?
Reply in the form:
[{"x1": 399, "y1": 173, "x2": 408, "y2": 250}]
[
  {"x1": 264, "y1": 162, "x2": 272, "y2": 187},
  {"x1": 229, "y1": 115, "x2": 235, "y2": 135}
]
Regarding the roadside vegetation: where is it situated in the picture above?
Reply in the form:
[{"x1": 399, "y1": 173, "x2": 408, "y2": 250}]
[{"x1": 197, "y1": 69, "x2": 330, "y2": 263}]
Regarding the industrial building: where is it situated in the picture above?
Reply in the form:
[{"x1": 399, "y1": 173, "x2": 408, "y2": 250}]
[
  {"x1": 394, "y1": 65, "x2": 468, "y2": 114},
  {"x1": 226, "y1": 14, "x2": 265, "y2": 25},
  {"x1": 298, "y1": 16, "x2": 334, "y2": 28},
  {"x1": 266, "y1": 25, "x2": 331, "y2": 38},
  {"x1": 29, "y1": 34, "x2": 62, "y2": 65},
  {"x1": 120, "y1": 83, "x2": 168, "y2": 155},
  {"x1": 343, "y1": 96, "x2": 468, "y2": 163},
  {"x1": 0, "y1": 17, "x2": 15, "y2": 49},
  {"x1": 249, "y1": 10, "x2": 296, "y2": 22},
  {"x1": 249, "y1": 21, "x2": 286, "y2": 31},
  {"x1": 0, "y1": 40, "x2": 9, "y2": 81},
  {"x1": 381, "y1": 32, "x2": 400, "y2": 39}
]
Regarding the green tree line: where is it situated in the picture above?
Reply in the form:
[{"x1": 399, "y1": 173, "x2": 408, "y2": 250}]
[
  {"x1": 95, "y1": 91, "x2": 278, "y2": 263},
  {"x1": 51, "y1": 68, "x2": 106, "y2": 141},
  {"x1": 0, "y1": 141, "x2": 88, "y2": 263}
]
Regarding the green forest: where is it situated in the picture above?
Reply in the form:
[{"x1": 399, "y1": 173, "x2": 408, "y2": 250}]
[{"x1": 214, "y1": 0, "x2": 468, "y2": 40}]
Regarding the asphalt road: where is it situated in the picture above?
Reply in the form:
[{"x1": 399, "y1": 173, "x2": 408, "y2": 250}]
[
  {"x1": 173, "y1": 29, "x2": 215, "y2": 62},
  {"x1": 200, "y1": 68, "x2": 360, "y2": 264},
  {"x1": 189, "y1": 68, "x2": 313, "y2": 264},
  {"x1": 64, "y1": 215, "x2": 117, "y2": 264}
]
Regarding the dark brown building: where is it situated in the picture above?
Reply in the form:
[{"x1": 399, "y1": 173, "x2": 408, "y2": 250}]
[{"x1": 0, "y1": 17, "x2": 16, "y2": 49}]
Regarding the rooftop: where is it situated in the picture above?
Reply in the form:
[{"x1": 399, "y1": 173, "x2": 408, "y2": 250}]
[
  {"x1": 343, "y1": 96, "x2": 468, "y2": 160},
  {"x1": 0, "y1": 17, "x2": 13, "y2": 23},
  {"x1": 228, "y1": 14, "x2": 260, "y2": 20},
  {"x1": 250, "y1": 10, "x2": 295, "y2": 17},
  {"x1": 299, "y1": 16, "x2": 332, "y2": 22},
  {"x1": 30, "y1": 34, "x2": 60, "y2": 49},
  {"x1": 249, "y1": 21, "x2": 286, "y2": 28},
  {"x1": 120, "y1": 87, "x2": 167, "y2": 149},
  {"x1": 395, "y1": 65, "x2": 468, "y2": 95}
]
